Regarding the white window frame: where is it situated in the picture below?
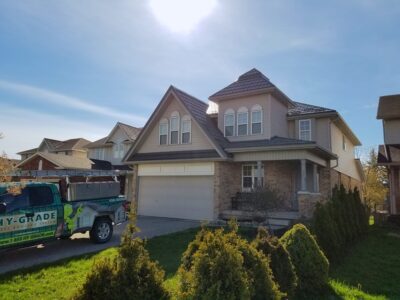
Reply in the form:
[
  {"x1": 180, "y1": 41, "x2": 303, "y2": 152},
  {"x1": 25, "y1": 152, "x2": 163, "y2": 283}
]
[
  {"x1": 251, "y1": 105, "x2": 263, "y2": 135},
  {"x1": 181, "y1": 115, "x2": 191, "y2": 144},
  {"x1": 224, "y1": 109, "x2": 235, "y2": 137},
  {"x1": 159, "y1": 119, "x2": 169, "y2": 145},
  {"x1": 170, "y1": 111, "x2": 180, "y2": 145},
  {"x1": 237, "y1": 107, "x2": 249, "y2": 136},
  {"x1": 342, "y1": 135, "x2": 347, "y2": 151},
  {"x1": 299, "y1": 119, "x2": 312, "y2": 141},
  {"x1": 242, "y1": 164, "x2": 264, "y2": 191}
]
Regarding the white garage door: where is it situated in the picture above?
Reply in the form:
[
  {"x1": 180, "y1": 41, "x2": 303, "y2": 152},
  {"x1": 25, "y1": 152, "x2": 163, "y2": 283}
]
[{"x1": 138, "y1": 176, "x2": 214, "y2": 220}]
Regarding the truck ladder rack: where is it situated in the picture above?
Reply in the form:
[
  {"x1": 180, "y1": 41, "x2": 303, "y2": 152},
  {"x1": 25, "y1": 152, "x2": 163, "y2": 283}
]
[{"x1": 9, "y1": 169, "x2": 131, "y2": 177}]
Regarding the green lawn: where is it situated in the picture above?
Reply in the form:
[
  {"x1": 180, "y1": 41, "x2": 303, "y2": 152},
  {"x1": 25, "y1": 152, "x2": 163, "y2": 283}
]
[{"x1": 0, "y1": 225, "x2": 399, "y2": 300}]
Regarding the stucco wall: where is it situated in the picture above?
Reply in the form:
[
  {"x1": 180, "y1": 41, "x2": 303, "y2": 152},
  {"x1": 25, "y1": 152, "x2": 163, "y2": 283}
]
[
  {"x1": 217, "y1": 93, "x2": 289, "y2": 141},
  {"x1": 138, "y1": 95, "x2": 214, "y2": 153},
  {"x1": 330, "y1": 122, "x2": 361, "y2": 181},
  {"x1": 383, "y1": 119, "x2": 400, "y2": 144}
]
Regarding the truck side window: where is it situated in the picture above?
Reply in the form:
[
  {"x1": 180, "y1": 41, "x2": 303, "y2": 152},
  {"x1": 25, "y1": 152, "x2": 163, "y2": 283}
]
[
  {"x1": 28, "y1": 186, "x2": 54, "y2": 207},
  {"x1": 0, "y1": 189, "x2": 30, "y2": 213}
]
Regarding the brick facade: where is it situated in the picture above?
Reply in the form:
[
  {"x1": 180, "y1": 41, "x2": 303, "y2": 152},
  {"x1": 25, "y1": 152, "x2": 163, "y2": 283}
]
[
  {"x1": 214, "y1": 160, "x2": 363, "y2": 219},
  {"x1": 264, "y1": 161, "x2": 297, "y2": 208},
  {"x1": 214, "y1": 161, "x2": 241, "y2": 217}
]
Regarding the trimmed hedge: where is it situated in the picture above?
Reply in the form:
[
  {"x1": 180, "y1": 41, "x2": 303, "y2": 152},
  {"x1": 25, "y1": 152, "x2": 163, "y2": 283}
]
[
  {"x1": 252, "y1": 227, "x2": 297, "y2": 298},
  {"x1": 280, "y1": 224, "x2": 329, "y2": 298},
  {"x1": 312, "y1": 185, "x2": 370, "y2": 262},
  {"x1": 178, "y1": 222, "x2": 282, "y2": 300}
]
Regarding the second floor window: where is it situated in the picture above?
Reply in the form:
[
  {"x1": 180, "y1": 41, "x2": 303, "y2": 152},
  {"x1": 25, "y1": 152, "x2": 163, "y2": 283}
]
[
  {"x1": 159, "y1": 121, "x2": 168, "y2": 145},
  {"x1": 224, "y1": 111, "x2": 235, "y2": 137},
  {"x1": 113, "y1": 143, "x2": 124, "y2": 158},
  {"x1": 181, "y1": 116, "x2": 191, "y2": 144},
  {"x1": 342, "y1": 135, "x2": 347, "y2": 151},
  {"x1": 299, "y1": 119, "x2": 311, "y2": 141},
  {"x1": 237, "y1": 109, "x2": 248, "y2": 136},
  {"x1": 251, "y1": 106, "x2": 262, "y2": 134},
  {"x1": 170, "y1": 115, "x2": 179, "y2": 144}
]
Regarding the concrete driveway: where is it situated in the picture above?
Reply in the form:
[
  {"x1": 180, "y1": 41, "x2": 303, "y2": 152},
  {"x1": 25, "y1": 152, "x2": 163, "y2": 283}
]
[{"x1": 0, "y1": 216, "x2": 199, "y2": 275}]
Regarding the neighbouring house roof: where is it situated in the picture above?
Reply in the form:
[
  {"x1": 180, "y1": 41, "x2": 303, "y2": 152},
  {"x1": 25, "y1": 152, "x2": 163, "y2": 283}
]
[
  {"x1": 53, "y1": 138, "x2": 91, "y2": 151},
  {"x1": 378, "y1": 144, "x2": 400, "y2": 165},
  {"x1": 85, "y1": 137, "x2": 110, "y2": 149},
  {"x1": 377, "y1": 94, "x2": 400, "y2": 120},
  {"x1": 288, "y1": 101, "x2": 336, "y2": 116},
  {"x1": 17, "y1": 152, "x2": 94, "y2": 170},
  {"x1": 17, "y1": 147, "x2": 38, "y2": 155},
  {"x1": 19, "y1": 138, "x2": 91, "y2": 155},
  {"x1": 85, "y1": 122, "x2": 141, "y2": 149},
  {"x1": 118, "y1": 122, "x2": 142, "y2": 140}
]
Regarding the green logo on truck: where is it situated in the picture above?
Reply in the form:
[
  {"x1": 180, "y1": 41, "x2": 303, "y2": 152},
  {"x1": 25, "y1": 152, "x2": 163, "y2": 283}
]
[{"x1": 0, "y1": 210, "x2": 57, "y2": 234}]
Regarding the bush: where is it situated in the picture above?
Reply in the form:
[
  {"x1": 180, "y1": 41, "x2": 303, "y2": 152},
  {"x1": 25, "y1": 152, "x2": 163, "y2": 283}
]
[
  {"x1": 280, "y1": 224, "x2": 329, "y2": 298},
  {"x1": 252, "y1": 227, "x2": 297, "y2": 299},
  {"x1": 312, "y1": 185, "x2": 370, "y2": 262},
  {"x1": 74, "y1": 212, "x2": 168, "y2": 300},
  {"x1": 178, "y1": 221, "x2": 281, "y2": 300}
]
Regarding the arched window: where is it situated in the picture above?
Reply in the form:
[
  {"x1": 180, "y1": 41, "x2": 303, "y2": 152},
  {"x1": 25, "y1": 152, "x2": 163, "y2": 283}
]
[
  {"x1": 159, "y1": 118, "x2": 168, "y2": 145},
  {"x1": 251, "y1": 104, "x2": 262, "y2": 135},
  {"x1": 237, "y1": 107, "x2": 249, "y2": 136},
  {"x1": 224, "y1": 109, "x2": 235, "y2": 137},
  {"x1": 170, "y1": 111, "x2": 180, "y2": 144},
  {"x1": 181, "y1": 115, "x2": 191, "y2": 144}
]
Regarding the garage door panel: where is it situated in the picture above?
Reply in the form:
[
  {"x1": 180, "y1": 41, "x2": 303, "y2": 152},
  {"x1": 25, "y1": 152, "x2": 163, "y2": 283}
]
[{"x1": 138, "y1": 176, "x2": 214, "y2": 220}]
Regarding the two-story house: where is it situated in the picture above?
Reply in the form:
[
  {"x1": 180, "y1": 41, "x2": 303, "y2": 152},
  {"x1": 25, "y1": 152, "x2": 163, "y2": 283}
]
[
  {"x1": 124, "y1": 69, "x2": 363, "y2": 220},
  {"x1": 17, "y1": 138, "x2": 93, "y2": 170},
  {"x1": 85, "y1": 122, "x2": 141, "y2": 170},
  {"x1": 377, "y1": 94, "x2": 400, "y2": 214}
]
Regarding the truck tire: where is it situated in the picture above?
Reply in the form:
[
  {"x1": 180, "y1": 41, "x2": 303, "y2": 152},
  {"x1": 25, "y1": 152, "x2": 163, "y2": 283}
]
[{"x1": 90, "y1": 218, "x2": 113, "y2": 244}]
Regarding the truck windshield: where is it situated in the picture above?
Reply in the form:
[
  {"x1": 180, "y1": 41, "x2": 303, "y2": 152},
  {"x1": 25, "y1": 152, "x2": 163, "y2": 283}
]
[{"x1": 0, "y1": 189, "x2": 29, "y2": 213}]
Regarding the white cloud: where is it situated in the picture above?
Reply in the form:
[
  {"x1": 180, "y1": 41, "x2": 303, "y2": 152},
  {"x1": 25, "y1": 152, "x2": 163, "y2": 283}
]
[
  {"x1": 0, "y1": 80, "x2": 147, "y2": 124},
  {"x1": 0, "y1": 106, "x2": 112, "y2": 158}
]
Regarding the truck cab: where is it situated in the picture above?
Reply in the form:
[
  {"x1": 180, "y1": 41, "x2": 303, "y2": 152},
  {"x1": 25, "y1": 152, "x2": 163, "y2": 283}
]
[{"x1": 0, "y1": 181, "x2": 127, "y2": 250}]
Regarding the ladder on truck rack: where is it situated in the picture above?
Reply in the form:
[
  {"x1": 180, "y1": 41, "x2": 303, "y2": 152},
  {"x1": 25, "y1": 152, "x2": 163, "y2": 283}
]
[{"x1": 10, "y1": 169, "x2": 132, "y2": 177}]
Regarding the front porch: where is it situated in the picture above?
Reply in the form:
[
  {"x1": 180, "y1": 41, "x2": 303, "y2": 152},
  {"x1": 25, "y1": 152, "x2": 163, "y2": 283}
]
[{"x1": 216, "y1": 158, "x2": 330, "y2": 223}]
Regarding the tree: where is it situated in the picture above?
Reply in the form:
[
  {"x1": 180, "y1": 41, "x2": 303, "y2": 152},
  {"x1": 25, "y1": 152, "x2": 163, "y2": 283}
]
[
  {"x1": 0, "y1": 133, "x2": 14, "y2": 183},
  {"x1": 362, "y1": 149, "x2": 388, "y2": 209}
]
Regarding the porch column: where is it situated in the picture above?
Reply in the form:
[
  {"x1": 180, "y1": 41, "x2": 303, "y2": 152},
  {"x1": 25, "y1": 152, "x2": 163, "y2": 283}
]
[
  {"x1": 300, "y1": 159, "x2": 307, "y2": 191},
  {"x1": 313, "y1": 164, "x2": 319, "y2": 193},
  {"x1": 256, "y1": 161, "x2": 262, "y2": 187}
]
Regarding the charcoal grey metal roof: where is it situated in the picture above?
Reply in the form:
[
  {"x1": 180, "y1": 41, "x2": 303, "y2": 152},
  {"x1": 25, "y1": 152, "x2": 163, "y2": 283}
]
[
  {"x1": 130, "y1": 150, "x2": 221, "y2": 161},
  {"x1": 172, "y1": 86, "x2": 230, "y2": 152},
  {"x1": 209, "y1": 68, "x2": 275, "y2": 100},
  {"x1": 225, "y1": 136, "x2": 315, "y2": 150},
  {"x1": 288, "y1": 101, "x2": 335, "y2": 117}
]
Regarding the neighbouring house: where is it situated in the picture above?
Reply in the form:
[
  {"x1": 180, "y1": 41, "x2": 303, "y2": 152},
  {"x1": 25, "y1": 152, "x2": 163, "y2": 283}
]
[
  {"x1": 377, "y1": 94, "x2": 400, "y2": 214},
  {"x1": 124, "y1": 68, "x2": 363, "y2": 221},
  {"x1": 86, "y1": 122, "x2": 141, "y2": 170},
  {"x1": 17, "y1": 151, "x2": 97, "y2": 171},
  {"x1": 17, "y1": 138, "x2": 91, "y2": 161},
  {"x1": 85, "y1": 122, "x2": 141, "y2": 199}
]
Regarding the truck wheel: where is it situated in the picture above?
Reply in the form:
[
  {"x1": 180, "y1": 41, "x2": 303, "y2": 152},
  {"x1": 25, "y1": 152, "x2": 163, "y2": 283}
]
[{"x1": 90, "y1": 218, "x2": 113, "y2": 244}]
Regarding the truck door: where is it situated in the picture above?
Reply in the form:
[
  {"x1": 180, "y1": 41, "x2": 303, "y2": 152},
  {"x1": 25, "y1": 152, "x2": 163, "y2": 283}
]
[{"x1": 0, "y1": 185, "x2": 60, "y2": 249}]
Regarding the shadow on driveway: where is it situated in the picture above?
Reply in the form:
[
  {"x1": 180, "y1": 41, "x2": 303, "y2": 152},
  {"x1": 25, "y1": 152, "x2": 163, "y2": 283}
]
[{"x1": 0, "y1": 216, "x2": 199, "y2": 275}]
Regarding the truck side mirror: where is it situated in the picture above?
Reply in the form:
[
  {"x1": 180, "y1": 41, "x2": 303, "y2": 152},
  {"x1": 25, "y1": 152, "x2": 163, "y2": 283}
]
[{"x1": 0, "y1": 203, "x2": 6, "y2": 214}]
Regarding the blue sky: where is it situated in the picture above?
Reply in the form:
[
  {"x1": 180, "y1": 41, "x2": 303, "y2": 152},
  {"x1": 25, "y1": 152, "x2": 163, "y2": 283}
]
[{"x1": 0, "y1": 0, "x2": 399, "y2": 158}]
